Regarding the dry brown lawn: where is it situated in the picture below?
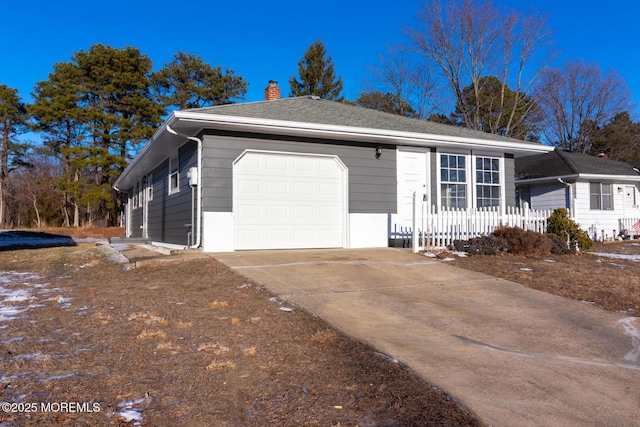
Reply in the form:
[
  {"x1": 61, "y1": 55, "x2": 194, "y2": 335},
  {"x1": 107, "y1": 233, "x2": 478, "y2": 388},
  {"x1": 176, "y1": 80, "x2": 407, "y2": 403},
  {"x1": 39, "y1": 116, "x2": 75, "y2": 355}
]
[
  {"x1": 0, "y1": 237, "x2": 480, "y2": 426},
  {"x1": 448, "y1": 240, "x2": 640, "y2": 314}
]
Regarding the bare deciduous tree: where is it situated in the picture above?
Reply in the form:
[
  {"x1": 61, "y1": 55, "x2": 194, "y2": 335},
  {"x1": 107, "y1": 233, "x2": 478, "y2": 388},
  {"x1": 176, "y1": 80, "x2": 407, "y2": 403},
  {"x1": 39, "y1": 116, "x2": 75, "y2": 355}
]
[
  {"x1": 363, "y1": 45, "x2": 441, "y2": 119},
  {"x1": 536, "y1": 60, "x2": 631, "y2": 153},
  {"x1": 405, "y1": 0, "x2": 552, "y2": 138}
]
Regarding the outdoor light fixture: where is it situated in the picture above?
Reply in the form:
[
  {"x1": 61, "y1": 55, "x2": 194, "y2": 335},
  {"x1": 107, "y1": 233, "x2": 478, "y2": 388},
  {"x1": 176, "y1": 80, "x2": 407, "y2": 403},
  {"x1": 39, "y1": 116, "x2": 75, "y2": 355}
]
[{"x1": 375, "y1": 146, "x2": 382, "y2": 159}]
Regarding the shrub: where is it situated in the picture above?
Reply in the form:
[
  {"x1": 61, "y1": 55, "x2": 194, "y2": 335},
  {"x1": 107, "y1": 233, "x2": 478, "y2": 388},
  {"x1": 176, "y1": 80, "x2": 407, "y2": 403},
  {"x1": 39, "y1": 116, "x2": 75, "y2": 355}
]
[
  {"x1": 492, "y1": 226, "x2": 552, "y2": 256},
  {"x1": 546, "y1": 208, "x2": 593, "y2": 251},
  {"x1": 547, "y1": 234, "x2": 575, "y2": 255},
  {"x1": 453, "y1": 235, "x2": 509, "y2": 256}
]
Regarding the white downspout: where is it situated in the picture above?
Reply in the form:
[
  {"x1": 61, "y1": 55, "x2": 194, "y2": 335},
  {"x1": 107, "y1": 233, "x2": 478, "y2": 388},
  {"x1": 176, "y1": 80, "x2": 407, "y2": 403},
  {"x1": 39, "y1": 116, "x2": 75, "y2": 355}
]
[
  {"x1": 557, "y1": 178, "x2": 574, "y2": 217},
  {"x1": 167, "y1": 126, "x2": 202, "y2": 249}
]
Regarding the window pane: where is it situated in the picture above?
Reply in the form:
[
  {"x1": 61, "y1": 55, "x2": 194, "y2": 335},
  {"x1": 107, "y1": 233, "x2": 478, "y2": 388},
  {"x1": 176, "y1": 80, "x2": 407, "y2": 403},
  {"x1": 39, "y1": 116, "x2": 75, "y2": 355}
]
[
  {"x1": 492, "y1": 159, "x2": 499, "y2": 170},
  {"x1": 441, "y1": 169, "x2": 448, "y2": 182},
  {"x1": 492, "y1": 172, "x2": 500, "y2": 184},
  {"x1": 441, "y1": 155, "x2": 449, "y2": 168},
  {"x1": 458, "y1": 156, "x2": 465, "y2": 168},
  {"x1": 459, "y1": 170, "x2": 466, "y2": 182}
]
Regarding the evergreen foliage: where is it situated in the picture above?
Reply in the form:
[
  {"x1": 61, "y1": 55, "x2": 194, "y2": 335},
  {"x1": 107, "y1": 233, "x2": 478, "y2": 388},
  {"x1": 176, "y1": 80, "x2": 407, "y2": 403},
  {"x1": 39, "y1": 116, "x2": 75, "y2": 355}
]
[
  {"x1": 355, "y1": 91, "x2": 416, "y2": 117},
  {"x1": 151, "y1": 51, "x2": 248, "y2": 111},
  {"x1": 546, "y1": 208, "x2": 593, "y2": 251},
  {"x1": 289, "y1": 40, "x2": 344, "y2": 101},
  {"x1": 0, "y1": 85, "x2": 29, "y2": 226},
  {"x1": 29, "y1": 44, "x2": 164, "y2": 226}
]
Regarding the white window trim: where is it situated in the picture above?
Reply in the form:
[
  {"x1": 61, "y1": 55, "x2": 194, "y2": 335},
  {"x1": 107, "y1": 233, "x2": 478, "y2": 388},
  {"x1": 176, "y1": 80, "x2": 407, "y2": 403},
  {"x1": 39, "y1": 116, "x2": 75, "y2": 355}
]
[
  {"x1": 147, "y1": 173, "x2": 154, "y2": 202},
  {"x1": 133, "y1": 181, "x2": 140, "y2": 209},
  {"x1": 438, "y1": 151, "x2": 470, "y2": 209},
  {"x1": 436, "y1": 150, "x2": 506, "y2": 211},
  {"x1": 168, "y1": 156, "x2": 179, "y2": 195},
  {"x1": 472, "y1": 155, "x2": 503, "y2": 209},
  {"x1": 590, "y1": 182, "x2": 614, "y2": 211}
]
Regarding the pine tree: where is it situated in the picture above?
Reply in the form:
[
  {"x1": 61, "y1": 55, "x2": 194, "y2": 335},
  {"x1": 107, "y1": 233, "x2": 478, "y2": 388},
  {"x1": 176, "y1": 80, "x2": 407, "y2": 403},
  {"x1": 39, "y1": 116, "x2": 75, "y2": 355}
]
[
  {"x1": 30, "y1": 44, "x2": 164, "y2": 226},
  {"x1": 289, "y1": 40, "x2": 344, "y2": 101},
  {"x1": 0, "y1": 85, "x2": 28, "y2": 226},
  {"x1": 152, "y1": 51, "x2": 248, "y2": 111}
]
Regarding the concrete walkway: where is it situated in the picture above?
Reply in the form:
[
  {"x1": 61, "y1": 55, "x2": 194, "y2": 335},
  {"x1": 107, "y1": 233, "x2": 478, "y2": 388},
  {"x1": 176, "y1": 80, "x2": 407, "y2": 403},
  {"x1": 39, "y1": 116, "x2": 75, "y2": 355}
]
[{"x1": 213, "y1": 248, "x2": 640, "y2": 427}]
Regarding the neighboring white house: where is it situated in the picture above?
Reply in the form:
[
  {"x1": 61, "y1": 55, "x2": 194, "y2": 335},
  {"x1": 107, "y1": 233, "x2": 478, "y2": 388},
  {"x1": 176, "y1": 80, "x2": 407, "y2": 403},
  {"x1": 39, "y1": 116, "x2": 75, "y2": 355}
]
[
  {"x1": 515, "y1": 149, "x2": 640, "y2": 240},
  {"x1": 113, "y1": 81, "x2": 553, "y2": 252}
]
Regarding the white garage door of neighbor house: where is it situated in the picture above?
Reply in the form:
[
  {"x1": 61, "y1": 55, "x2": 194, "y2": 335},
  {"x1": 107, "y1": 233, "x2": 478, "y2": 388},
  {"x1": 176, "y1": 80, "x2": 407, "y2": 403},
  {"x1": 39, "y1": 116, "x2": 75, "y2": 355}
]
[{"x1": 233, "y1": 151, "x2": 347, "y2": 250}]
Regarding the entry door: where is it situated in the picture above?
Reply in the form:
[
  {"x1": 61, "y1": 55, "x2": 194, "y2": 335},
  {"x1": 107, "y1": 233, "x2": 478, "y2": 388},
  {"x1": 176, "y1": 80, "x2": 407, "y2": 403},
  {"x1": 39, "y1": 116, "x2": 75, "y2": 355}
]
[
  {"x1": 624, "y1": 185, "x2": 637, "y2": 210},
  {"x1": 396, "y1": 149, "x2": 429, "y2": 227}
]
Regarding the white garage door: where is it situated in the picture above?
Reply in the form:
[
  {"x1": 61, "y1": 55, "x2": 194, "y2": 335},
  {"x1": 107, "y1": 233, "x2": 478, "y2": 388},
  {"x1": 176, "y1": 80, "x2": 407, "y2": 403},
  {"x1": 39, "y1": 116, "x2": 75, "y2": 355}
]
[{"x1": 233, "y1": 151, "x2": 347, "y2": 250}]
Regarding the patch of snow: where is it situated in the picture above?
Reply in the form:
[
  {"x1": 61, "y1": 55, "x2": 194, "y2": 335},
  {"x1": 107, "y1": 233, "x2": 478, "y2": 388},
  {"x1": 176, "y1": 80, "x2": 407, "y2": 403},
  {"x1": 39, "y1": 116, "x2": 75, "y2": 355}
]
[
  {"x1": 116, "y1": 408, "x2": 143, "y2": 424},
  {"x1": 278, "y1": 307, "x2": 294, "y2": 312},
  {"x1": 520, "y1": 268, "x2": 533, "y2": 271},
  {"x1": 544, "y1": 259, "x2": 556, "y2": 263},
  {"x1": 591, "y1": 252, "x2": 640, "y2": 262},
  {"x1": 423, "y1": 252, "x2": 437, "y2": 258},
  {"x1": 0, "y1": 336, "x2": 23, "y2": 344},
  {"x1": 453, "y1": 252, "x2": 467, "y2": 257},
  {"x1": 39, "y1": 372, "x2": 78, "y2": 383},
  {"x1": 55, "y1": 296, "x2": 72, "y2": 304},
  {"x1": 619, "y1": 317, "x2": 640, "y2": 362},
  {"x1": 109, "y1": 243, "x2": 131, "y2": 251},
  {"x1": 114, "y1": 397, "x2": 148, "y2": 426},
  {"x1": 0, "y1": 306, "x2": 29, "y2": 322},
  {"x1": 440, "y1": 257, "x2": 456, "y2": 262}
]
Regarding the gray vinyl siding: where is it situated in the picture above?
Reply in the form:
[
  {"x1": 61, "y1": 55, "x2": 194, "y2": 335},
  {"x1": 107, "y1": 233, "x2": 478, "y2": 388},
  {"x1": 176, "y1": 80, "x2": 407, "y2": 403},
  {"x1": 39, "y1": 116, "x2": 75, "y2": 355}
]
[
  {"x1": 128, "y1": 192, "x2": 143, "y2": 238},
  {"x1": 146, "y1": 141, "x2": 198, "y2": 245},
  {"x1": 504, "y1": 156, "x2": 516, "y2": 207},
  {"x1": 201, "y1": 133, "x2": 397, "y2": 214},
  {"x1": 530, "y1": 183, "x2": 568, "y2": 210}
]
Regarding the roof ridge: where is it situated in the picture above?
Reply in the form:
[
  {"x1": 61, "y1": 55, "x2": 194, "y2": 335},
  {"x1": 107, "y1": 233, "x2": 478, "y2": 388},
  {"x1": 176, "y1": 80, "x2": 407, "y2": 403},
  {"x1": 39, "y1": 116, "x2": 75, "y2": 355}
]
[{"x1": 555, "y1": 149, "x2": 581, "y2": 174}]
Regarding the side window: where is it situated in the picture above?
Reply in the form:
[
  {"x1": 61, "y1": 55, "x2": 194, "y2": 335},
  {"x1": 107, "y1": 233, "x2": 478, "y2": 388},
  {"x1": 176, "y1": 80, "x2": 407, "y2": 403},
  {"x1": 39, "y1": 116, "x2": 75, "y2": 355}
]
[
  {"x1": 590, "y1": 182, "x2": 613, "y2": 210},
  {"x1": 147, "y1": 173, "x2": 154, "y2": 202},
  {"x1": 133, "y1": 181, "x2": 140, "y2": 209},
  {"x1": 169, "y1": 156, "x2": 179, "y2": 195},
  {"x1": 440, "y1": 154, "x2": 467, "y2": 208},
  {"x1": 475, "y1": 156, "x2": 501, "y2": 208}
]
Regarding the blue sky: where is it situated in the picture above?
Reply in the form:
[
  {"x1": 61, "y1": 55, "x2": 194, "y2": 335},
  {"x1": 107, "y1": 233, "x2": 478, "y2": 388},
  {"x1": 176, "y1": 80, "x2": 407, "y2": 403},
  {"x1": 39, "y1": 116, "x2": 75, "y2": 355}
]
[{"x1": 2, "y1": 0, "x2": 639, "y2": 115}]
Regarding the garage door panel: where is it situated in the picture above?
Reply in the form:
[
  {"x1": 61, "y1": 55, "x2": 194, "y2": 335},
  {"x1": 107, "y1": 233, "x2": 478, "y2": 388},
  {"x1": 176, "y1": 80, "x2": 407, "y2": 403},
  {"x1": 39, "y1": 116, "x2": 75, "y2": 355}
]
[{"x1": 234, "y1": 152, "x2": 346, "y2": 250}]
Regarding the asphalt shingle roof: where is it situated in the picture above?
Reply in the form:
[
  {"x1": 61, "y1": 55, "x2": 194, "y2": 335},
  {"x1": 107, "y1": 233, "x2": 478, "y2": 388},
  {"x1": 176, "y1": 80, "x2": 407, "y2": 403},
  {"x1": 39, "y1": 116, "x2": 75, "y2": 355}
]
[
  {"x1": 516, "y1": 149, "x2": 640, "y2": 179},
  {"x1": 188, "y1": 96, "x2": 537, "y2": 145}
]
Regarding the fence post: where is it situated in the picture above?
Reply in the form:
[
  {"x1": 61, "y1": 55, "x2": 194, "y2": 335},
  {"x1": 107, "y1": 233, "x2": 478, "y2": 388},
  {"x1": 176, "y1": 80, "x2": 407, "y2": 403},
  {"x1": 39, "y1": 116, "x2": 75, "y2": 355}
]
[{"x1": 412, "y1": 192, "x2": 419, "y2": 253}]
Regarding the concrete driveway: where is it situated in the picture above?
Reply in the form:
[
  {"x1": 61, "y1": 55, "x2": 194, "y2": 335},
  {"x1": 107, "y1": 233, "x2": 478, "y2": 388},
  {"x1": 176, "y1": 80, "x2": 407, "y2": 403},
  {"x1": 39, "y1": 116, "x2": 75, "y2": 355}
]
[{"x1": 213, "y1": 248, "x2": 640, "y2": 427}]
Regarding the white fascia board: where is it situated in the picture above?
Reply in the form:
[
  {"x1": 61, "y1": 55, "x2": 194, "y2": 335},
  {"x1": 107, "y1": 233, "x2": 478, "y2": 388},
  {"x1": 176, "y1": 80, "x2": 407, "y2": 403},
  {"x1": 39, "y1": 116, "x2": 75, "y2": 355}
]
[
  {"x1": 114, "y1": 114, "x2": 180, "y2": 191},
  {"x1": 516, "y1": 173, "x2": 640, "y2": 185},
  {"x1": 515, "y1": 175, "x2": 578, "y2": 185},
  {"x1": 173, "y1": 111, "x2": 554, "y2": 156},
  {"x1": 575, "y1": 173, "x2": 640, "y2": 182}
]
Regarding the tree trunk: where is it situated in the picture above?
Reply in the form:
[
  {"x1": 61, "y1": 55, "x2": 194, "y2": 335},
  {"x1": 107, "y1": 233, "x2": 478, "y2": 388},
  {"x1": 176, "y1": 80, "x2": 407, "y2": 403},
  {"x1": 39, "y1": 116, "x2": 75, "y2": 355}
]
[{"x1": 73, "y1": 202, "x2": 79, "y2": 227}]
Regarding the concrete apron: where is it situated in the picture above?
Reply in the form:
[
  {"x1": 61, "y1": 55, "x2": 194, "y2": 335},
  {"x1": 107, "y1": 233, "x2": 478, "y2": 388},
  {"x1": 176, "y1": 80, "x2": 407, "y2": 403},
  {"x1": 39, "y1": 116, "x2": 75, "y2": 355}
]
[{"x1": 212, "y1": 248, "x2": 640, "y2": 427}]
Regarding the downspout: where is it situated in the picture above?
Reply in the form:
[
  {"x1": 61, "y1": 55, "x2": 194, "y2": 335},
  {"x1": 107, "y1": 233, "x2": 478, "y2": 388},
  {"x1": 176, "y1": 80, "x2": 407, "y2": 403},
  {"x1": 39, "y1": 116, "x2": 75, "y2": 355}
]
[
  {"x1": 167, "y1": 126, "x2": 202, "y2": 249},
  {"x1": 557, "y1": 178, "x2": 574, "y2": 217},
  {"x1": 112, "y1": 186, "x2": 131, "y2": 237}
]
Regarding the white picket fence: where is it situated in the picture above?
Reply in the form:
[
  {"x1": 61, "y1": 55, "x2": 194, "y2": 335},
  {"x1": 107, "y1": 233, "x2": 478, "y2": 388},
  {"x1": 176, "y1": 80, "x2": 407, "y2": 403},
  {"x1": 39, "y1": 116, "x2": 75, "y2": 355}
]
[
  {"x1": 391, "y1": 194, "x2": 555, "y2": 252},
  {"x1": 619, "y1": 217, "x2": 640, "y2": 238}
]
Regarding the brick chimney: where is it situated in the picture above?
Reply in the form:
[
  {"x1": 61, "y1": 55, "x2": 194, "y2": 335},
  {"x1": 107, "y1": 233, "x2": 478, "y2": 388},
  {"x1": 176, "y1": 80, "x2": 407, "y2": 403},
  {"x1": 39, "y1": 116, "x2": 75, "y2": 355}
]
[{"x1": 264, "y1": 80, "x2": 281, "y2": 101}]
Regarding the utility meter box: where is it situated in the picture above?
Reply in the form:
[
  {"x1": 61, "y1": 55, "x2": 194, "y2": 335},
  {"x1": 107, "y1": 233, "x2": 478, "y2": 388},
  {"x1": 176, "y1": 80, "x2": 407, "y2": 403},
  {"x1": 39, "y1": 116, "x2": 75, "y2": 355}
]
[{"x1": 187, "y1": 167, "x2": 198, "y2": 187}]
